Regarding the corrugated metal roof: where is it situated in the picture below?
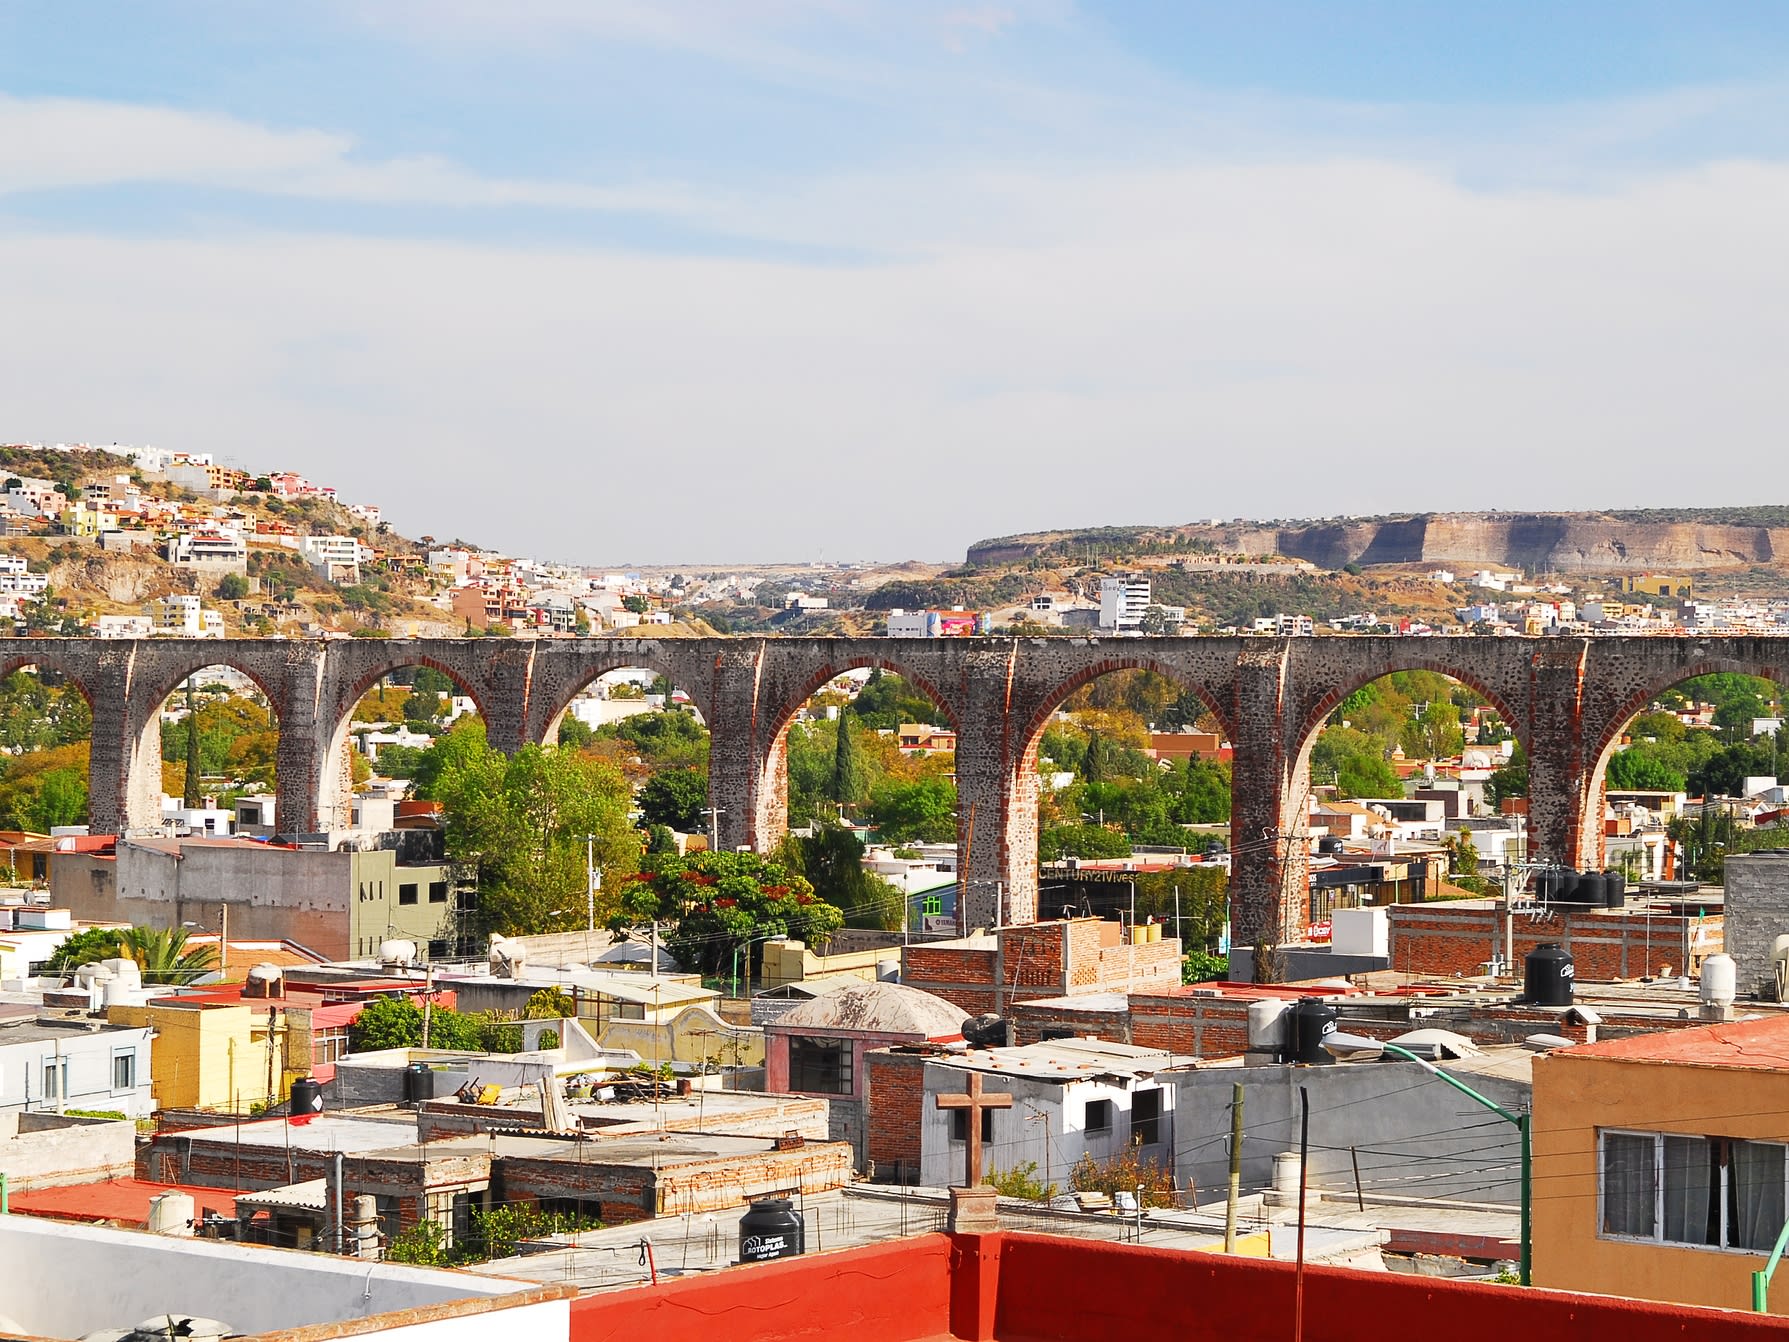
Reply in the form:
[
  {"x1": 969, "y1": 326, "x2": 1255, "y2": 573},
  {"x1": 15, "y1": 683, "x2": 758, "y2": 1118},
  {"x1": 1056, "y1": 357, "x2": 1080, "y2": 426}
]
[{"x1": 234, "y1": 1179, "x2": 328, "y2": 1213}]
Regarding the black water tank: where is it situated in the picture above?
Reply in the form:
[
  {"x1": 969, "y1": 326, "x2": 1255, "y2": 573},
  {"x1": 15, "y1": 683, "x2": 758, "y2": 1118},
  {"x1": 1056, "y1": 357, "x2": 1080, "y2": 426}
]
[
  {"x1": 1554, "y1": 869, "x2": 1579, "y2": 904},
  {"x1": 1576, "y1": 871, "x2": 1606, "y2": 906},
  {"x1": 1603, "y1": 870, "x2": 1626, "y2": 909},
  {"x1": 1317, "y1": 836, "x2": 1344, "y2": 855},
  {"x1": 1525, "y1": 943, "x2": 1575, "y2": 1006},
  {"x1": 739, "y1": 1197, "x2": 805, "y2": 1262},
  {"x1": 403, "y1": 1061, "x2": 432, "y2": 1105},
  {"x1": 1288, "y1": 998, "x2": 1339, "y2": 1066},
  {"x1": 288, "y1": 1076, "x2": 324, "y2": 1119},
  {"x1": 1534, "y1": 869, "x2": 1557, "y2": 903}
]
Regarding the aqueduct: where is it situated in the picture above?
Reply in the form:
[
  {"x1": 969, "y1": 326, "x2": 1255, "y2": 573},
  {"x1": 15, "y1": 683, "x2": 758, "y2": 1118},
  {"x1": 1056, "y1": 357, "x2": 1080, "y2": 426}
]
[{"x1": 18, "y1": 633, "x2": 1788, "y2": 946}]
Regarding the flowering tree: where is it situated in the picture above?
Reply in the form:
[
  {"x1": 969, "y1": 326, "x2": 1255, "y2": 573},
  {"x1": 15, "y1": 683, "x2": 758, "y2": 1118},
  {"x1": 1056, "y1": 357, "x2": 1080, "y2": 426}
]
[{"x1": 614, "y1": 850, "x2": 844, "y2": 976}]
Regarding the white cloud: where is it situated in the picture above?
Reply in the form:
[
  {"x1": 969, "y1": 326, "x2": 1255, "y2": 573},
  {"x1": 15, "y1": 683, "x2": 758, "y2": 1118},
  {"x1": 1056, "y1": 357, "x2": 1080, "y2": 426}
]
[
  {"x1": 3, "y1": 151, "x2": 1786, "y2": 562},
  {"x1": 0, "y1": 95, "x2": 703, "y2": 214}
]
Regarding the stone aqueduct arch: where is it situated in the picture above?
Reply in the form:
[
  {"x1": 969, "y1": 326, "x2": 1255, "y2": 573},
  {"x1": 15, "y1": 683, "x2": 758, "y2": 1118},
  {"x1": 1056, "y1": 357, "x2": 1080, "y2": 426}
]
[{"x1": 19, "y1": 633, "x2": 1789, "y2": 946}]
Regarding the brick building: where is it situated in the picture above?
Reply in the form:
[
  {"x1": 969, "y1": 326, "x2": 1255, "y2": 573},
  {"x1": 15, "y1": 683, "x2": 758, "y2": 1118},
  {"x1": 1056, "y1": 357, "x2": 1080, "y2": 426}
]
[
  {"x1": 900, "y1": 917, "x2": 1182, "y2": 1018},
  {"x1": 1385, "y1": 897, "x2": 1722, "y2": 981},
  {"x1": 762, "y1": 981, "x2": 965, "y2": 1167}
]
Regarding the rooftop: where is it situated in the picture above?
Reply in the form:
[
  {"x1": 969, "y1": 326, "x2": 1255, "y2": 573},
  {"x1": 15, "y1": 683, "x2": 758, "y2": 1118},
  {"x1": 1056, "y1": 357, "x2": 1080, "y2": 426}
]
[
  {"x1": 930, "y1": 1038, "x2": 1189, "y2": 1083},
  {"x1": 1555, "y1": 1013, "x2": 1789, "y2": 1069},
  {"x1": 8, "y1": 1178, "x2": 240, "y2": 1226},
  {"x1": 770, "y1": 980, "x2": 965, "y2": 1039}
]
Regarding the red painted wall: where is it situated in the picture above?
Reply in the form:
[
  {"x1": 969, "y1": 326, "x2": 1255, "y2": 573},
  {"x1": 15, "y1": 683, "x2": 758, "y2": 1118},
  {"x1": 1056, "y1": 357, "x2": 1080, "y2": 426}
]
[{"x1": 569, "y1": 1229, "x2": 1783, "y2": 1342}]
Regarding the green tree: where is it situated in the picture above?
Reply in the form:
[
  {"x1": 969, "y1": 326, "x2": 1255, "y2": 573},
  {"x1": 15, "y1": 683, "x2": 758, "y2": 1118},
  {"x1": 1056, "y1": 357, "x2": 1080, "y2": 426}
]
[
  {"x1": 1607, "y1": 744, "x2": 1687, "y2": 792},
  {"x1": 830, "y1": 708, "x2": 867, "y2": 809},
  {"x1": 623, "y1": 595, "x2": 650, "y2": 615},
  {"x1": 557, "y1": 715, "x2": 595, "y2": 748},
  {"x1": 43, "y1": 926, "x2": 125, "y2": 973},
  {"x1": 421, "y1": 725, "x2": 640, "y2": 935},
  {"x1": 524, "y1": 987, "x2": 576, "y2": 1019},
  {"x1": 851, "y1": 669, "x2": 947, "y2": 731},
  {"x1": 182, "y1": 679, "x2": 203, "y2": 808},
  {"x1": 1039, "y1": 824, "x2": 1131, "y2": 860},
  {"x1": 215, "y1": 573, "x2": 250, "y2": 601},
  {"x1": 120, "y1": 926, "x2": 217, "y2": 984},
  {"x1": 866, "y1": 776, "x2": 957, "y2": 844},
  {"x1": 779, "y1": 823, "x2": 904, "y2": 930},
  {"x1": 1079, "y1": 730, "x2": 1113, "y2": 783},
  {"x1": 615, "y1": 850, "x2": 844, "y2": 975},
  {"x1": 1486, "y1": 740, "x2": 1528, "y2": 807},
  {"x1": 638, "y1": 767, "x2": 708, "y2": 831}
]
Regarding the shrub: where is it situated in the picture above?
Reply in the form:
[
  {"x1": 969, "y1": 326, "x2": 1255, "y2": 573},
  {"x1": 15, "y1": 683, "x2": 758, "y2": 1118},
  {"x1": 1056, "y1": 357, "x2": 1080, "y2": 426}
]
[{"x1": 986, "y1": 1160, "x2": 1057, "y2": 1202}]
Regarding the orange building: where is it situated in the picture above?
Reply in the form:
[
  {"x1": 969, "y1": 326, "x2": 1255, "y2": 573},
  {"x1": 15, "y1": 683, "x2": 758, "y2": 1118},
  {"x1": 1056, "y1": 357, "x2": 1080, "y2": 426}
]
[{"x1": 1532, "y1": 1015, "x2": 1789, "y2": 1314}]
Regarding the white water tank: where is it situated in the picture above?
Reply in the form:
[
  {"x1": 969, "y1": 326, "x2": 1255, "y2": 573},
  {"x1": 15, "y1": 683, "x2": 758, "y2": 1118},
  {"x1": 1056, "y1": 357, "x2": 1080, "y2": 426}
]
[
  {"x1": 378, "y1": 938, "x2": 417, "y2": 968},
  {"x1": 1247, "y1": 998, "x2": 1291, "y2": 1051},
  {"x1": 100, "y1": 958, "x2": 142, "y2": 990},
  {"x1": 489, "y1": 934, "x2": 527, "y2": 979},
  {"x1": 1272, "y1": 1151, "x2": 1303, "y2": 1198},
  {"x1": 147, "y1": 1192, "x2": 195, "y2": 1236},
  {"x1": 1701, "y1": 954, "x2": 1737, "y2": 1008}
]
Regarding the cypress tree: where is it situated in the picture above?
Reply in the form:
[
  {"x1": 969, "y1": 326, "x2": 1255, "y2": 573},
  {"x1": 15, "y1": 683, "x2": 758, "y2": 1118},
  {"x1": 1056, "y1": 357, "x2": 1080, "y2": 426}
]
[
  {"x1": 831, "y1": 709, "x2": 866, "y2": 810},
  {"x1": 182, "y1": 678, "x2": 203, "y2": 808}
]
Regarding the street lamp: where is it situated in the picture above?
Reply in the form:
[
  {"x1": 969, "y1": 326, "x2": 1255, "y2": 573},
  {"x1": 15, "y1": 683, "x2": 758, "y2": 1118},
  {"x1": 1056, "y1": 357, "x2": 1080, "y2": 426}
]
[
  {"x1": 731, "y1": 933, "x2": 787, "y2": 1000},
  {"x1": 1322, "y1": 1031, "x2": 1531, "y2": 1285}
]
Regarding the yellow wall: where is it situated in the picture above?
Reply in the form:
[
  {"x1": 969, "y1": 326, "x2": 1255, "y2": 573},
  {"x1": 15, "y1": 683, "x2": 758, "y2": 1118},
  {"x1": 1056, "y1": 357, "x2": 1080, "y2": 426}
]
[
  {"x1": 761, "y1": 938, "x2": 890, "y2": 990},
  {"x1": 1532, "y1": 1051, "x2": 1789, "y2": 1314},
  {"x1": 597, "y1": 1004, "x2": 764, "y2": 1068},
  {"x1": 109, "y1": 1002, "x2": 298, "y2": 1112}
]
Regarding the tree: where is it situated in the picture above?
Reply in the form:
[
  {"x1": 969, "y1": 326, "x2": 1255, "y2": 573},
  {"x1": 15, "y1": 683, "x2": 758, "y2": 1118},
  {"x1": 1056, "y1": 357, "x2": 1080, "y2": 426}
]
[
  {"x1": 44, "y1": 926, "x2": 125, "y2": 973},
  {"x1": 639, "y1": 767, "x2": 708, "y2": 832},
  {"x1": 615, "y1": 850, "x2": 844, "y2": 976},
  {"x1": 1486, "y1": 740, "x2": 1528, "y2": 808},
  {"x1": 524, "y1": 987, "x2": 576, "y2": 1020},
  {"x1": 216, "y1": 573, "x2": 249, "y2": 601},
  {"x1": 829, "y1": 708, "x2": 867, "y2": 809},
  {"x1": 1079, "y1": 730, "x2": 1113, "y2": 783},
  {"x1": 120, "y1": 926, "x2": 217, "y2": 984},
  {"x1": 420, "y1": 724, "x2": 640, "y2": 935},
  {"x1": 182, "y1": 679, "x2": 203, "y2": 808},
  {"x1": 779, "y1": 824, "x2": 904, "y2": 930},
  {"x1": 623, "y1": 595, "x2": 650, "y2": 615},
  {"x1": 866, "y1": 776, "x2": 956, "y2": 844},
  {"x1": 1607, "y1": 745, "x2": 1686, "y2": 792},
  {"x1": 557, "y1": 715, "x2": 594, "y2": 748},
  {"x1": 1039, "y1": 824, "x2": 1131, "y2": 861},
  {"x1": 1335, "y1": 753, "x2": 1402, "y2": 800}
]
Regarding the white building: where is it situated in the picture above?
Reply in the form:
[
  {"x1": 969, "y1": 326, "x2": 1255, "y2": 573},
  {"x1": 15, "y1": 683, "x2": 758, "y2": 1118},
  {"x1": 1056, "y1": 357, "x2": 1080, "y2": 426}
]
[
  {"x1": 151, "y1": 594, "x2": 224, "y2": 638},
  {"x1": 0, "y1": 1014, "x2": 156, "y2": 1118},
  {"x1": 1098, "y1": 575, "x2": 1152, "y2": 631},
  {"x1": 0, "y1": 1215, "x2": 566, "y2": 1342},
  {"x1": 918, "y1": 1039, "x2": 1188, "y2": 1190},
  {"x1": 95, "y1": 615, "x2": 154, "y2": 639},
  {"x1": 299, "y1": 534, "x2": 363, "y2": 584},
  {"x1": 166, "y1": 528, "x2": 248, "y2": 572}
]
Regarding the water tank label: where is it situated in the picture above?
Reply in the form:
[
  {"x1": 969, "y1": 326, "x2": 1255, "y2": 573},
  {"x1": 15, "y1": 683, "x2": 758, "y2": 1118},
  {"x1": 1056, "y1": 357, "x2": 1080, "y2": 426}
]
[{"x1": 742, "y1": 1234, "x2": 787, "y2": 1257}]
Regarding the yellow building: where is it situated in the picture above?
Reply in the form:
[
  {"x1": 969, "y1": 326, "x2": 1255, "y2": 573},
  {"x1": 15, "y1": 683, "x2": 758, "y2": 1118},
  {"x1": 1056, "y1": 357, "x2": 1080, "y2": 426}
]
[
  {"x1": 1624, "y1": 574, "x2": 1694, "y2": 599},
  {"x1": 1532, "y1": 1015, "x2": 1789, "y2": 1314},
  {"x1": 59, "y1": 501, "x2": 118, "y2": 537},
  {"x1": 107, "y1": 999, "x2": 305, "y2": 1113}
]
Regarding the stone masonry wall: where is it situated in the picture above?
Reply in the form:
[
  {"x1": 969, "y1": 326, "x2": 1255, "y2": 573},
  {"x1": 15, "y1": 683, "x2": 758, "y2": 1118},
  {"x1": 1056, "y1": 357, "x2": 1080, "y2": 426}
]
[{"x1": 1721, "y1": 852, "x2": 1789, "y2": 998}]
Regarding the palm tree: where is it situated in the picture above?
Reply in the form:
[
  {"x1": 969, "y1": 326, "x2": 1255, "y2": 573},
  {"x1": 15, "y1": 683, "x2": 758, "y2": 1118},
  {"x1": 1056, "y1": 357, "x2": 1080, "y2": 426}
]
[{"x1": 120, "y1": 926, "x2": 218, "y2": 985}]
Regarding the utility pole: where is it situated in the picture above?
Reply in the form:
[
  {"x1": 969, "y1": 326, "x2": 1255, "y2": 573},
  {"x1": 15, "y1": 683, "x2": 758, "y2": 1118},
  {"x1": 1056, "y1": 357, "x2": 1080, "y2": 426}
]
[
  {"x1": 700, "y1": 805, "x2": 725, "y2": 854},
  {"x1": 1224, "y1": 1082, "x2": 1244, "y2": 1252},
  {"x1": 421, "y1": 963, "x2": 435, "y2": 1049},
  {"x1": 219, "y1": 903, "x2": 228, "y2": 977},
  {"x1": 585, "y1": 833, "x2": 599, "y2": 932}
]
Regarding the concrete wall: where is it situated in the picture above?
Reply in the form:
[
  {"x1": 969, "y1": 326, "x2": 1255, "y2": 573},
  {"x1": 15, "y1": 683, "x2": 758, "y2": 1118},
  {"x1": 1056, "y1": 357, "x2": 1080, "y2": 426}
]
[
  {"x1": 0, "y1": 1024, "x2": 155, "y2": 1118},
  {"x1": 598, "y1": 1005, "x2": 763, "y2": 1069},
  {"x1": 1172, "y1": 1060, "x2": 1527, "y2": 1206},
  {"x1": 0, "y1": 1112, "x2": 136, "y2": 1188},
  {"x1": 1722, "y1": 852, "x2": 1789, "y2": 998},
  {"x1": 0, "y1": 1214, "x2": 551, "y2": 1340},
  {"x1": 1532, "y1": 1045, "x2": 1789, "y2": 1313},
  {"x1": 917, "y1": 1062, "x2": 1172, "y2": 1191}
]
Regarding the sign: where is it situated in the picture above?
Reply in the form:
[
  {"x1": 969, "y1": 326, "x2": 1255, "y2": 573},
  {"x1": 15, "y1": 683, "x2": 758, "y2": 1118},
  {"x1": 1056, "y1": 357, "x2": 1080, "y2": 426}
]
[{"x1": 1307, "y1": 920, "x2": 1332, "y2": 944}]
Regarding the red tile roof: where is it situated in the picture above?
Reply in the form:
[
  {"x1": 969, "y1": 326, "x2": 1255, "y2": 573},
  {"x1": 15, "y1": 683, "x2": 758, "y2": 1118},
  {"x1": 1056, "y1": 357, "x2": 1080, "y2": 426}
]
[
  {"x1": 9, "y1": 1179, "x2": 239, "y2": 1226},
  {"x1": 1559, "y1": 1014, "x2": 1789, "y2": 1070}
]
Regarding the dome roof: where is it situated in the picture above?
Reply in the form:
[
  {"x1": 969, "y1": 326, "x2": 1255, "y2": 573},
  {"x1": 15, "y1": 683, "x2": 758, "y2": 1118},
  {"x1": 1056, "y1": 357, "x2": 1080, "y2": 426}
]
[{"x1": 774, "y1": 980, "x2": 964, "y2": 1040}]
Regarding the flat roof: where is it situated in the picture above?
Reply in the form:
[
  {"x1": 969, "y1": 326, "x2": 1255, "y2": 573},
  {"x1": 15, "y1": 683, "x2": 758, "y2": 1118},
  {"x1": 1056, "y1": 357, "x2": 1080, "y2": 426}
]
[
  {"x1": 1557, "y1": 1014, "x2": 1789, "y2": 1069},
  {"x1": 9, "y1": 1178, "x2": 240, "y2": 1225},
  {"x1": 931, "y1": 1038, "x2": 1190, "y2": 1083}
]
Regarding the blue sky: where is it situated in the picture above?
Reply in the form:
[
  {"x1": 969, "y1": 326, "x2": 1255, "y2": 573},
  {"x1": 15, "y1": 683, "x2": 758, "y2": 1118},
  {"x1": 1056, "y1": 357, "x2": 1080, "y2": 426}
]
[{"x1": 3, "y1": 3, "x2": 1788, "y2": 562}]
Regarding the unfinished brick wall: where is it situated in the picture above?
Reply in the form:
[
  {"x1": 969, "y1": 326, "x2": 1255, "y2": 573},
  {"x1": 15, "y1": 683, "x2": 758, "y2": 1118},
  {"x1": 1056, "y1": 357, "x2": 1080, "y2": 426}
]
[
  {"x1": 864, "y1": 1049, "x2": 928, "y2": 1181},
  {"x1": 1387, "y1": 903, "x2": 1723, "y2": 980}
]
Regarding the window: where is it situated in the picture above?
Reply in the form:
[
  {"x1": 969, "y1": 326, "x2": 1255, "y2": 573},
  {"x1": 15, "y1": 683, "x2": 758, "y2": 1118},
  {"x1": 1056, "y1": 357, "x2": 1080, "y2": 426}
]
[
  {"x1": 951, "y1": 1108, "x2": 996, "y2": 1144},
  {"x1": 313, "y1": 1027, "x2": 351, "y2": 1066},
  {"x1": 1601, "y1": 1130, "x2": 1789, "y2": 1252},
  {"x1": 398, "y1": 883, "x2": 418, "y2": 905},
  {"x1": 1085, "y1": 1098, "x2": 1113, "y2": 1134},
  {"x1": 41, "y1": 1057, "x2": 67, "y2": 1101},
  {"x1": 112, "y1": 1049, "x2": 136, "y2": 1092},
  {"x1": 429, "y1": 881, "x2": 449, "y2": 903},
  {"x1": 922, "y1": 895, "x2": 943, "y2": 917},
  {"x1": 788, "y1": 1036, "x2": 855, "y2": 1095},
  {"x1": 1131, "y1": 1089, "x2": 1162, "y2": 1147}
]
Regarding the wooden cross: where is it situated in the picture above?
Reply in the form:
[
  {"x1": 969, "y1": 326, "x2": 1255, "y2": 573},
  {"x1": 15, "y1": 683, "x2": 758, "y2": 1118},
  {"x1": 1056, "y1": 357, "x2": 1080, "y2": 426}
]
[{"x1": 935, "y1": 1071, "x2": 1013, "y2": 1188}]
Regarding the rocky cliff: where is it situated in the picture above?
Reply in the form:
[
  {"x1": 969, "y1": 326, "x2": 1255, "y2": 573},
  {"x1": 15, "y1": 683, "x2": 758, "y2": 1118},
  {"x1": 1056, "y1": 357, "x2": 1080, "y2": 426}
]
[{"x1": 969, "y1": 513, "x2": 1789, "y2": 574}]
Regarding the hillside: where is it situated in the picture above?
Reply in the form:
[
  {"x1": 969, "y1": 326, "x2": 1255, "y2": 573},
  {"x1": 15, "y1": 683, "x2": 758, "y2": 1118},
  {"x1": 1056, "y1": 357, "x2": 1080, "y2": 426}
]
[
  {"x1": 0, "y1": 444, "x2": 455, "y2": 637},
  {"x1": 968, "y1": 509, "x2": 1789, "y2": 574}
]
